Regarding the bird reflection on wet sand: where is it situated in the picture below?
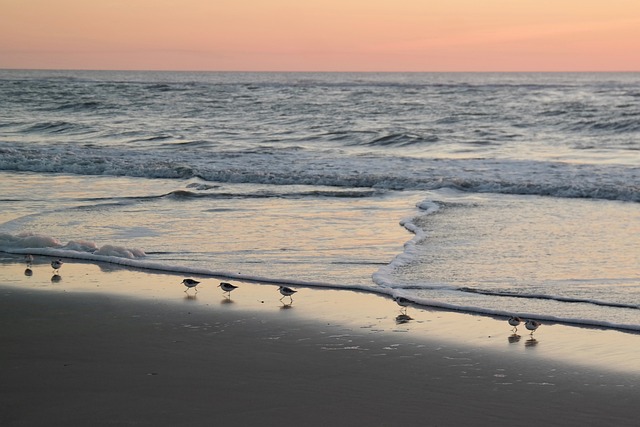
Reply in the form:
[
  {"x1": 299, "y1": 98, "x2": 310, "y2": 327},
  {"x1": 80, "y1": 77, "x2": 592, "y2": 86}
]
[
  {"x1": 51, "y1": 274, "x2": 62, "y2": 282},
  {"x1": 220, "y1": 297, "x2": 234, "y2": 305},
  {"x1": 183, "y1": 293, "x2": 197, "y2": 301},
  {"x1": 508, "y1": 333, "x2": 521, "y2": 344},
  {"x1": 525, "y1": 337, "x2": 539, "y2": 347},
  {"x1": 24, "y1": 254, "x2": 34, "y2": 276},
  {"x1": 395, "y1": 314, "x2": 413, "y2": 324}
]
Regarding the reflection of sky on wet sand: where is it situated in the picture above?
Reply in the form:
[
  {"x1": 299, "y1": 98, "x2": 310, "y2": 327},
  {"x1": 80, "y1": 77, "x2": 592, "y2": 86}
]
[{"x1": 2, "y1": 259, "x2": 639, "y2": 374}]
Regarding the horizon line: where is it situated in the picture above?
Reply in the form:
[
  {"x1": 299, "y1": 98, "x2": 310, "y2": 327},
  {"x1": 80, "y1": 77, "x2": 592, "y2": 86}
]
[{"x1": 1, "y1": 67, "x2": 639, "y2": 74}]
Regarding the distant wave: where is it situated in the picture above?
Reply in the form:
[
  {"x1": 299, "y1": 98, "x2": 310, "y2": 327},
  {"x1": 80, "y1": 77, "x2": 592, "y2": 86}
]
[
  {"x1": 130, "y1": 134, "x2": 174, "y2": 142},
  {"x1": 357, "y1": 133, "x2": 439, "y2": 147},
  {"x1": 171, "y1": 140, "x2": 215, "y2": 148},
  {"x1": 21, "y1": 121, "x2": 92, "y2": 135},
  {"x1": 146, "y1": 83, "x2": 178, "y2": 92},
  {"x1": 50, "y1": 101, "x2": 106, "y2": 113},
  {"x1": 326, "y1": 131, "x2": 441, "y2": 147},
  {"x1": 567, "y1": 118, "x2": 640, "y2": 133}
]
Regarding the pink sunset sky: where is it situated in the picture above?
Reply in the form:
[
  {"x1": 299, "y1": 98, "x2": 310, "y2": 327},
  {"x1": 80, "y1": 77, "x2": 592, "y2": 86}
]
[{"x1": 1, "y1": 0, "x2": 639, "y2": 72}]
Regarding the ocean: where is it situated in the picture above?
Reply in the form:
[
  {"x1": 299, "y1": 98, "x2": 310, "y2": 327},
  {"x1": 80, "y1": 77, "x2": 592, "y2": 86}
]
[{"x1": 0, "y1": 70, "x2": 638, "y2": 332}]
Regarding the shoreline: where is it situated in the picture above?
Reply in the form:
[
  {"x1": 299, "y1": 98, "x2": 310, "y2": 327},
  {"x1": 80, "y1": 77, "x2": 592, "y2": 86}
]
[
  {"x1": 1, "y1": 261, "x2": 639, "y2": 426},
  {"x1": 4, "y1": 249, "x2": 639, "y2": 335}
]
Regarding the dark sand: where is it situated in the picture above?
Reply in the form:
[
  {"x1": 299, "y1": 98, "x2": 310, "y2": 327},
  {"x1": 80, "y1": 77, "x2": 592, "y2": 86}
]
[{"x1": 1, "y1": 263, "x2": 639, "y2": 426}]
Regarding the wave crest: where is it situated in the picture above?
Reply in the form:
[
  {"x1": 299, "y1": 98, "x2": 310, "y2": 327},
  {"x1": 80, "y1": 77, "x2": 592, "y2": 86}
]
[{"x1": 357, "y1": 133, "x2": 439, "y2": 147}]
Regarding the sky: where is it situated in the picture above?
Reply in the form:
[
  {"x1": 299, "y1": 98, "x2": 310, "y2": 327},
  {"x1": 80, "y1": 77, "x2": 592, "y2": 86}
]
[{"x1": 1, "y1": 0, "x2": 639, "y2": 72}]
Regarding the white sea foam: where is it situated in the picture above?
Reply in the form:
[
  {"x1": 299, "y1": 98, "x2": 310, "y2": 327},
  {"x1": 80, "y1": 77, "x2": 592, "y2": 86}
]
[
  {"x1": 372, "y1": 199, "x2": 439, "y2": 288},
  {"x1": 0, "y1": 233, "x2": 146, "y2": 260}
]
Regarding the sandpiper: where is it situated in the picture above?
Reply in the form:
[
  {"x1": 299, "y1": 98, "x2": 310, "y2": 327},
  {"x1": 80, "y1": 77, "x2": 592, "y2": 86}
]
[
  {"x1": 181, "y1": 278, "x2": 201, "y2": 292},
  {"x1": 51, "y1": 259, "x2": 63, "y2": 273},
  {"x1": 278, "y1": 286, "x2": 297, "y2": 303},
  {"x1": 393, "y1": 296, "x2": 411, "y2": 313},
  {"x1": 524, "y1": 320, "x2": 541, "y2": 335},
  {"x1": 508, "y1": 316, "x2": 522, "y2": 332},
  {"x1": 218, "y1": 282, "x2": 238, "y2": 296}
]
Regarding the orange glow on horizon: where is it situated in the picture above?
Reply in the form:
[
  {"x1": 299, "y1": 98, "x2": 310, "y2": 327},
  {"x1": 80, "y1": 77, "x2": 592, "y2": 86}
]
[{"x1": 1, "y1": 0, "x2": 639, "y2": 71}]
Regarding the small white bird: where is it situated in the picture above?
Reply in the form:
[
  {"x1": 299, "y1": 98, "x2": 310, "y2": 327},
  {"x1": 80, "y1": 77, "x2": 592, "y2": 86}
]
[
  {"x1": 51, "y1": 259, "x2": 63, "y2": 272},
  {"x1": 218, "y1": 282, "x2": 238, "y2": 296},
  {"x1": 393, "y1": 296, "x2": 411, "y2": 313},
  {"x1": 393, "y1": 296, "x2": 410, "y2": 306},
  {"x1": 181, "y1": 278, "x2": 200, "y2": 292},
  {"x1": 508, "y1": 316, "x2": 522, "y2": 332},
  {"x1": 278, "y1": 286, "x2": 297, "y2": 303},
  {"x1": 524, "y1": 320, "x2": 541, "y2": 335}
]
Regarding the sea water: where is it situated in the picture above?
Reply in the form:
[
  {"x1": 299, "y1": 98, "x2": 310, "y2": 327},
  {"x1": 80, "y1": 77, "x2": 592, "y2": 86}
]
[{"x1": 0, "y1": 70, "x2": 638, "y2": 331}]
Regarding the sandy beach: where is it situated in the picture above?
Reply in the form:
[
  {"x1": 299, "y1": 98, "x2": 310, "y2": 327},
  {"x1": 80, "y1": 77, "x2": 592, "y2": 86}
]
[{"x1": 1, "y1": 260, "x2": 639, "y2": 426}]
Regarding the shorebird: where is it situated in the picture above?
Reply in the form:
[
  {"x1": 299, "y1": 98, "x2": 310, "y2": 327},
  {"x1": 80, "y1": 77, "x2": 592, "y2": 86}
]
[
  {"x1": 218, "y1": 282, "x2": 238, "y2": 296},
  {"x1": 393, "y1": 296, "x2": 411, "y2": 313},
  {"x1": 25, "y1": 254, "x2": 34, "y2": 266},
  {"x1": 181, "y1": 278, "x2": 200, "y2": 293},
  {"x1": 278, "y1": 286, "x2": 297, "y2": 303},
  {"x1": 524, "y1": 320, "x2": 541, "y2": 335},
  {"x1": 508, "y1": 316, "x2": 522, "y2": 332},
  {"x1": 51, "y1": 259, "x2": 63, "y2": 273}
]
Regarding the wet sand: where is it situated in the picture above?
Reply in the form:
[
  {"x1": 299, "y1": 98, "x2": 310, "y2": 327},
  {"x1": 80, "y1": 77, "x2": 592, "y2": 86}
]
[{"x1": 1, "y1": 261, "x2": 639, "y2": 426}]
